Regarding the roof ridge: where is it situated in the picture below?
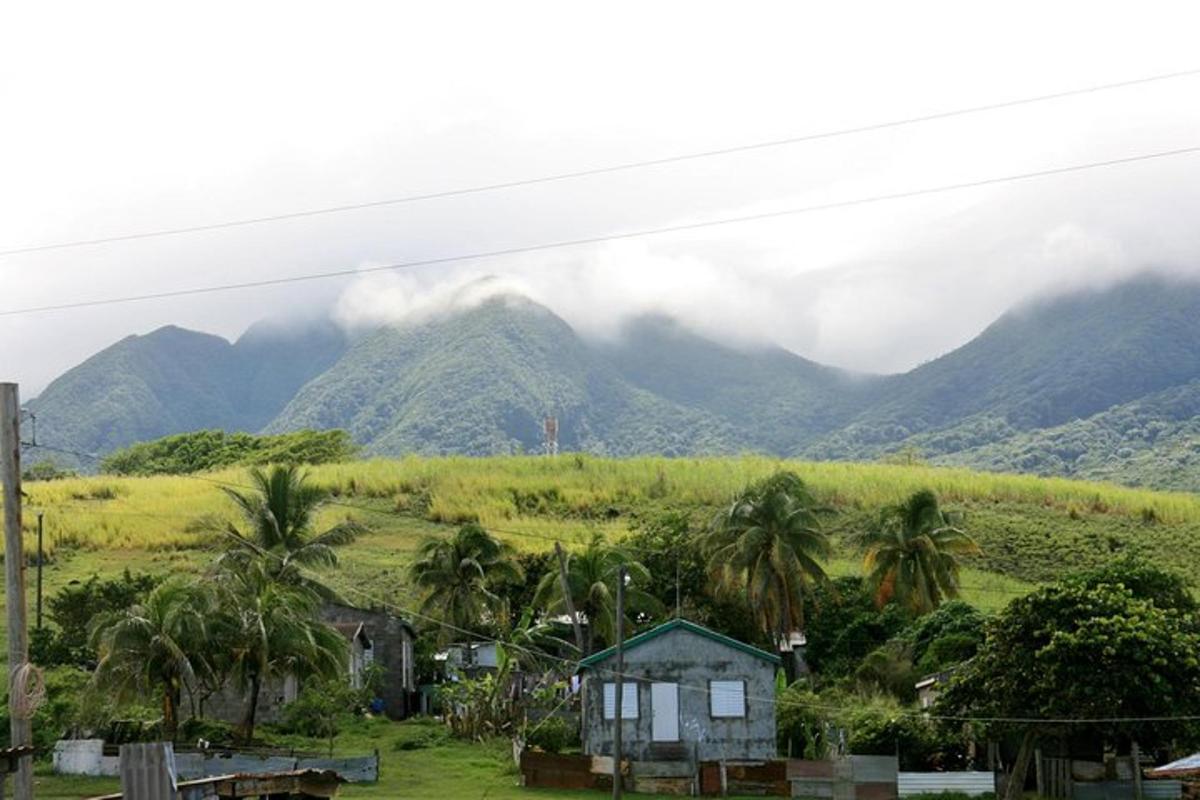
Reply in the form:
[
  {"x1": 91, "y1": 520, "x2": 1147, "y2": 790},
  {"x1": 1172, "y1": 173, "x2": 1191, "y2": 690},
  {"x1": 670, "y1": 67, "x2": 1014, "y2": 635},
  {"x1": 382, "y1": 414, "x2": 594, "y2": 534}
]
[{"x1": 578, "y1": 617, "x2": 780, "y2": 669}]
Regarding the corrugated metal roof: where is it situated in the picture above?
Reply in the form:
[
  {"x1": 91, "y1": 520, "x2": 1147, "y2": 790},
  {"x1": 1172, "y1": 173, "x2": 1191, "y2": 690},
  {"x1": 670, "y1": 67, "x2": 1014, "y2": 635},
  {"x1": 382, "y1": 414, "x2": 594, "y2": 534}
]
[
  {"x1": 578, "y1": 618, "x2": 781, "y2": 669},
  {"x1": 1150, "y1": 753, "x2": 1200, "y2": 777}
]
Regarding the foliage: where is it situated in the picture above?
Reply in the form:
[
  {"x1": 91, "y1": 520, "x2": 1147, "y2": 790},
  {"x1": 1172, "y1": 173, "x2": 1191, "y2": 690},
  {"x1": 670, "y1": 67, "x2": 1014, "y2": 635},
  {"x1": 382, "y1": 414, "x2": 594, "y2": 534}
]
[
  {"x1": 102, "y1": 429, "x2": 358, "y2": 476},
  {"x1": 801, "y1": 577, "x2": 909, "y2": 680},
  {"x1": 860, "y1": 490, "x2": 980, "y2": 614},
  {"x1": 532, "y1": 532, "x2": 662, "y2": 654},
  {"x1": 22, "y1": 459, "x2": 77, "y2": 482},
  {"x1": 854, "y1": 641, "x2": 918, "y2": 703},
  {"x1": 524, "y1": 716, "x2": 579, "y2": 754},
  {"x1": 1064, "y1": 555, "x2": 1197, "y2": 614},
  {"x1": 776, "y1": 684, "x2": 967, "y2": 769},
  {"x1": 217, "y1": 464, "x2": 363, "y2": 600},
  {"x1": 0, "y1": 667, "x2": 111, "y2": 753},
  {"x1": 89, "y1": 578, "x2": 211, "y2": 739},
  {"x1": 278, "y1": 677, "x2": 365, "y2": 753},
  {"x1": 31, "y1": 570, "x2": 159, "y2": 668},
  {"x1": 211, "y1": 562, "x2": 348, "y2": 743},
  {"x1": 898, "y1": 600, "x2": 986, "y2": 674},
  {"x1": 703, "y1": 470, "x2": 830, "y2": 644},
  {"x1": 623, "y1": 511, "x2": 760, "y2": 645},
  {"x1": 409, "y1": 523, "x2": 523, "y2": 644},
  {"x1": 938, "y1": 580, "x2": 1200, "y2": 747}
]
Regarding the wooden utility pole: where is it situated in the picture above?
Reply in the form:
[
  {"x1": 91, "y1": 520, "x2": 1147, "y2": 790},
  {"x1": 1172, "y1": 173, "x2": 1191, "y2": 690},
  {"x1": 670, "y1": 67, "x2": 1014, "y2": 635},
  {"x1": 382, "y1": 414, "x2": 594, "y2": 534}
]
[
  {"x1": 1, "y1": 384, "x2": 34, "y2": 799},
  {"x1": 611, "y1": 564, "x2": 626, "y2": 800},
  {"x1": 554, "y1": 542, "x2": 585, "y2": 656}
]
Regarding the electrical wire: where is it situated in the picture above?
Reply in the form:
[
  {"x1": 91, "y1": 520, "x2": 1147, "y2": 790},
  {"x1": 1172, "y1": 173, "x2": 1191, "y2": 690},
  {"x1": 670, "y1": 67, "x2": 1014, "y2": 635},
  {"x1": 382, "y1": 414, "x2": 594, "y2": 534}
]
[
  {"x1": 3, "y1": 143, "x2": 1200, "y2": 318},
  {"x1": 3, "y1": 66, "x2": 1198, "y2": 258}
]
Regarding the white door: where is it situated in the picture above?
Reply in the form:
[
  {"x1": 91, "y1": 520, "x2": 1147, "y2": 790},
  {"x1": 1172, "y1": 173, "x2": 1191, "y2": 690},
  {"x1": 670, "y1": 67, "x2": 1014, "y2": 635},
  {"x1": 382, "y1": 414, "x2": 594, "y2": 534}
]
[{"x1": 651, "y1": 682, "x2": 679, "y2": 742}]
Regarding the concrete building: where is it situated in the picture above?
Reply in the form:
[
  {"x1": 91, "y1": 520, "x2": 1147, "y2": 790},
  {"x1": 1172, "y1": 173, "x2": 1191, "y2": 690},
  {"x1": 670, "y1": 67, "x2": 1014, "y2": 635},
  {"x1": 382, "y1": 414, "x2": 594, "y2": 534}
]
[
  {"x1": 194, "y1": 604, "x2": 417, "y2": 726},
  {"x1": 319, "y1": 604, "x2": 417, "y2": 718},
  {"x1": 577, "y1": 618, "x2": 779, "y2": 763}
]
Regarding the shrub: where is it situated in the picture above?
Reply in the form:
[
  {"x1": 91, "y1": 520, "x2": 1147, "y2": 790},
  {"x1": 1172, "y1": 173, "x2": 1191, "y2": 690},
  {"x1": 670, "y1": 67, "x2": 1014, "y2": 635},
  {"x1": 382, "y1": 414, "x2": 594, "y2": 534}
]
[{"x1": 525, "y1": 716, "x2": 579, "y2": 753}]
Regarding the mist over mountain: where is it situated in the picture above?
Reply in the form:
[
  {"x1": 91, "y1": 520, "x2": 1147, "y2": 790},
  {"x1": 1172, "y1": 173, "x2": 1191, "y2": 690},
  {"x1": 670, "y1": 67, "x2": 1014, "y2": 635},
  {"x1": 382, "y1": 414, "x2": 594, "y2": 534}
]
[{"x1": 24, "y1": 273, "x2": 1200, "y2": 490}]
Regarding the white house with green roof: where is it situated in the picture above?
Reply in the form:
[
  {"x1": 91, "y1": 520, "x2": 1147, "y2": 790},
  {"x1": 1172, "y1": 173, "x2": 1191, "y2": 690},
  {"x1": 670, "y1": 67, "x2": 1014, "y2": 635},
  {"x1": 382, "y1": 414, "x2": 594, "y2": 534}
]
[{"x1": 577, "y1": 618, "x2": 780, "y2": 763}]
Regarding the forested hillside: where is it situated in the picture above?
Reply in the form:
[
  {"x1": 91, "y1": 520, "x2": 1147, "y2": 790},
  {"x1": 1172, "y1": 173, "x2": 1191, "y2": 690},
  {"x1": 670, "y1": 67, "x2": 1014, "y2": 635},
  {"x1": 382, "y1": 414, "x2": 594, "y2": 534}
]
[{"x1": 23, "y1": 274, "x2": 1200, "y2": 490}]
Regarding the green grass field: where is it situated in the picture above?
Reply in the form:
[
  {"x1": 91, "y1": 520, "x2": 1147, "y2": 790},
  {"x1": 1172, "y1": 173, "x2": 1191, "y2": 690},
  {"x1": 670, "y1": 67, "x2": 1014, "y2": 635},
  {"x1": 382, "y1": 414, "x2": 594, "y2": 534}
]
[{"x1": 29, "y1": 717, "x2": 771, "y2": 799}]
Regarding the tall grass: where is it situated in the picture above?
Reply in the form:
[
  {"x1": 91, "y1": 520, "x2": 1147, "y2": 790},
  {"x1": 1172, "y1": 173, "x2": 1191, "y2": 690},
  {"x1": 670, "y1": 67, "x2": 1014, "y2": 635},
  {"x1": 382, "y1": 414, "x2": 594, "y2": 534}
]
[{"x1": 9, "y1": 456, "x2": 1200, "y2": 590}]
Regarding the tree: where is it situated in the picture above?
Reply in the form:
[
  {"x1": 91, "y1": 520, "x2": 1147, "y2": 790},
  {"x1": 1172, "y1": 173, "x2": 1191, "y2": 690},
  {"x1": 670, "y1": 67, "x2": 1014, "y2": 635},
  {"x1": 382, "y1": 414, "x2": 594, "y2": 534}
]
[
  {"x1": 898, "y1": 599, "x2": 986, "y2": 674},
  {"x1": 214, "y1": 562, "x2": 347, "y2": 743},
  {"x1": 702, "y1": 471, "x2": 830, "y2": 646},
  {"x1": 532, "y1": 533, "x2": 661, "y2": 655},
  {"x1": 32, "y1": 570, "x2": 159, "y2": 668},
  {"x1": 408, "y1": 523, "x2": 523, "y2": 645},
  {"x1": 860, "y1": 490, "x2": 979, "y2": 614},
  {"x1": 623, "y1": 512, "x2": 759, "y2": 644},
  {"x1": 938, "y1": 581, "x2": 1200, "y2": 800},
  {"x1": 89, "y1": 579, "x2": 210, "y2": 739},
  {"x1": 218, "y1": 464, "x2": 362, "y2": 599}
]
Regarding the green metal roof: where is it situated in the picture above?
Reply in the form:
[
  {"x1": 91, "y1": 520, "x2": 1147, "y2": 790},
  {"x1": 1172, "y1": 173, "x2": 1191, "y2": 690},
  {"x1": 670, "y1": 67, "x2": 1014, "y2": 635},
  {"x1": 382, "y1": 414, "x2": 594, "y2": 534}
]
[{"x1": 577, "y1": 618, "x2": 781, "y2": 670}]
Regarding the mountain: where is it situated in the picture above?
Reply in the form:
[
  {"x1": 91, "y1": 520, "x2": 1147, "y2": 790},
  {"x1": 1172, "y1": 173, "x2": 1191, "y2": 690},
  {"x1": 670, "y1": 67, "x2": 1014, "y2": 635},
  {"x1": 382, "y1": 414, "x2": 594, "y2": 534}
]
[
  {"x1": 930, "y1": 380, "x2": 1200, "y2": 491},
  {"x1": 26, "y1": 319, "x2": 347, "y2": 460},
  {"x1": 265, "y1": 296, "x2": 737, "y2": 456},
  {"x1": 598, "y1": 315, "x2": 876, "y2": 453},
  {"x1": 803, "y1": 274, "x2": 1200, "y2": 463},
  {"x1": 22, "y1": 272, "x2": 1200, "y2": 490}
]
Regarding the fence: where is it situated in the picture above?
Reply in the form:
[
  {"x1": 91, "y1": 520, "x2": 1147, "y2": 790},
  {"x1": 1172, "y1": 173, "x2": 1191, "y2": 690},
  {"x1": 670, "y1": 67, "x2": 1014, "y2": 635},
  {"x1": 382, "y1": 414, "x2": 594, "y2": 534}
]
[
  {"x1": 898, "y1": 771, "x2": 995, "y2": 797},
  {"x1": 53, "y1": 740, "x2": 379, "y2": 783}
]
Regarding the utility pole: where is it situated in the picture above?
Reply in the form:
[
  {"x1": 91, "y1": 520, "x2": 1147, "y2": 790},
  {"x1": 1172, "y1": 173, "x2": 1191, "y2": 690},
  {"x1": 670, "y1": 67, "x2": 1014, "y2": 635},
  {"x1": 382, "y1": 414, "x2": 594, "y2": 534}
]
[
  {"x1": 553, "y1": 542, "x2": 585, "y2": 656},
  {"x1": 36, "y1": 513, "x2": 43, "y2": 630},
  {"x1": 1, "y1": 383, "x2": 34, "y2": 799},
  {"x1": 611, "y1": 564, "x2": 626, "y2": 800}
]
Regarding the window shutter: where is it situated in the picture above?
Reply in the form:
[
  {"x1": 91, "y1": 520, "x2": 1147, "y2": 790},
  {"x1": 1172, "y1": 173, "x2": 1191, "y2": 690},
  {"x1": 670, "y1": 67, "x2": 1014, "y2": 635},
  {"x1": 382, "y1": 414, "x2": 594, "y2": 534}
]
[
  {"x1": 603, "y1": 682, "x2": 638, "y2": 719},
  {"x1": 709, "y1": 680, "x2": 745, "y2": 718}
]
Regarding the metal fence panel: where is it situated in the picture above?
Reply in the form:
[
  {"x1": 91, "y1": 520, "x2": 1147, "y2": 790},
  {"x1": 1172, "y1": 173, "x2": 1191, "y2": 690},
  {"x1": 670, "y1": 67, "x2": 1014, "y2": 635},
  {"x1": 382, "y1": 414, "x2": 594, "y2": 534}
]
[{"x1": 898, "y1": 772, "x2": 995, "y2": 797}]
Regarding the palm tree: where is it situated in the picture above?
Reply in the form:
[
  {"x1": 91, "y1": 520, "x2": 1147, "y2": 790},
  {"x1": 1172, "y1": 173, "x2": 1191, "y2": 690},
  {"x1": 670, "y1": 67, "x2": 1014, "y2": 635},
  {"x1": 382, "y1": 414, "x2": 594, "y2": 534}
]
[
  {"x1": 408, "y1": 523, "x2": 523, "y2": 644},
  {"x1": 860, "y1": 489, "x2": 980, "y2": 615},
  {"x1": 702, "y1": 471, "x2": 830, "y2": 647},
  {"x1": 215, "y1": 562, "x2": 347, "y2": 743},
  {"x1": 532, "y1": 533, "x2": 661, "y2": 655},
  {"x1": 90, "y1": 579, "x2": 210, "y2": 739},
  {"x1": 219, "y1": 464, "x2": 362, "y2": 598}
]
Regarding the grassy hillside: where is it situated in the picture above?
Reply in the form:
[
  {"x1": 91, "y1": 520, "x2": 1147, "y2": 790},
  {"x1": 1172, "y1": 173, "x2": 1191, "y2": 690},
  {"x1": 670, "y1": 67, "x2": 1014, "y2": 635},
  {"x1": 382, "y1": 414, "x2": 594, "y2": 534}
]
[{"x1": 12, "y1": 456, "x2": 1200, "y2": 634}]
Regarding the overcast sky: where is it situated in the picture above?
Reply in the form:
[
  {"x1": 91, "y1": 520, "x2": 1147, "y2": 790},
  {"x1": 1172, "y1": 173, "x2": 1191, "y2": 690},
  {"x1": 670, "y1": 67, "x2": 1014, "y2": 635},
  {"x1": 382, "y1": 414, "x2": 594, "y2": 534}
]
[{"x1": 4, "y1": 1, "x2": 1200, "y2": 395}]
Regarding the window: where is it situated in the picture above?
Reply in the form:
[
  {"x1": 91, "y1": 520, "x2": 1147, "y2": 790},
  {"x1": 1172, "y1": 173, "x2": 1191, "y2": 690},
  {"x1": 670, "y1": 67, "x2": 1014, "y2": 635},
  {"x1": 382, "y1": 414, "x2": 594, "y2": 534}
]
[
  {"x1": 709, "y1": 680, "x2": 745, "y2": 718},
  {"x1": 602, "y1": 682, "x2": 638, "y2": 720}
]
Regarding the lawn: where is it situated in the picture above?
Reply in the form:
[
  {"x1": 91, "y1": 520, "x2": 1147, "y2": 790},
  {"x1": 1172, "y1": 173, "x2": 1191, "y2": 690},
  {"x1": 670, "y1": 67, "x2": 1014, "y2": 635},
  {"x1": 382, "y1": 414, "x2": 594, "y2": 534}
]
[{"x1": 28, "y1": 718, "x2": 764, "y2": 799}]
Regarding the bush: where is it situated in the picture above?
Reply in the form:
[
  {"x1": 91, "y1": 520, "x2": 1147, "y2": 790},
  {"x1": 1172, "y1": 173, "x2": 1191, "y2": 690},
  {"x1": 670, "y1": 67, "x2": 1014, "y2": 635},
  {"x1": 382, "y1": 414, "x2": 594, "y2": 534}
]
[
  {"x1": 525, "y1": 716, "x2": 579, "y2": 753},
  {"x1": 101, "y1": 429, "x2": 358, "y2": 476}
]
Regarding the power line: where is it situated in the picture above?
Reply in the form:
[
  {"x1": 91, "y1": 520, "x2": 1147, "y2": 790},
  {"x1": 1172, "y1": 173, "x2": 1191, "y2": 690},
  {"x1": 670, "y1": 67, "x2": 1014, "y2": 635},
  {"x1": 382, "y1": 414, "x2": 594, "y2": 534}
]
[
  {"x1": 4, "y1": 143, "x2": 1200, "y2": 318},
  {"x1": 3, "y1": 66, "x2": 1198, "y2": 259}
]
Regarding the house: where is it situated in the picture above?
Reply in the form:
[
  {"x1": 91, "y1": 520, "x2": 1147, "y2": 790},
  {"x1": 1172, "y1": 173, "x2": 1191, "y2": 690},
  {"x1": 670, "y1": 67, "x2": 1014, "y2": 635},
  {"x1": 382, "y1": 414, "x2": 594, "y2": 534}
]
[
  {"x1": 914, "y1": 670, "x2": 954, "y2": 710},
  {"x1": 577, "y1": 618, "x2": 779, "y2": 763},
  {"x1": 194, "y1": 604, "x2": 417, "y2": 726},
  {"x1": 319, "y1": 604, "x2": 417, "y2": 718},
  {"x1": 440, "y1": 641, "x2": 501, "y2": 680}
]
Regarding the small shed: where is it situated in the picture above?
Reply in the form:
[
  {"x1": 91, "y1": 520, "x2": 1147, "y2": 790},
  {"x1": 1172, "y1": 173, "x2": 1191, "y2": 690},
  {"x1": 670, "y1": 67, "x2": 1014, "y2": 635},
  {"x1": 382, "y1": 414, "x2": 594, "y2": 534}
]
[{"x1": 577, "y1": 618, "x2": 779, "y2": 763}]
